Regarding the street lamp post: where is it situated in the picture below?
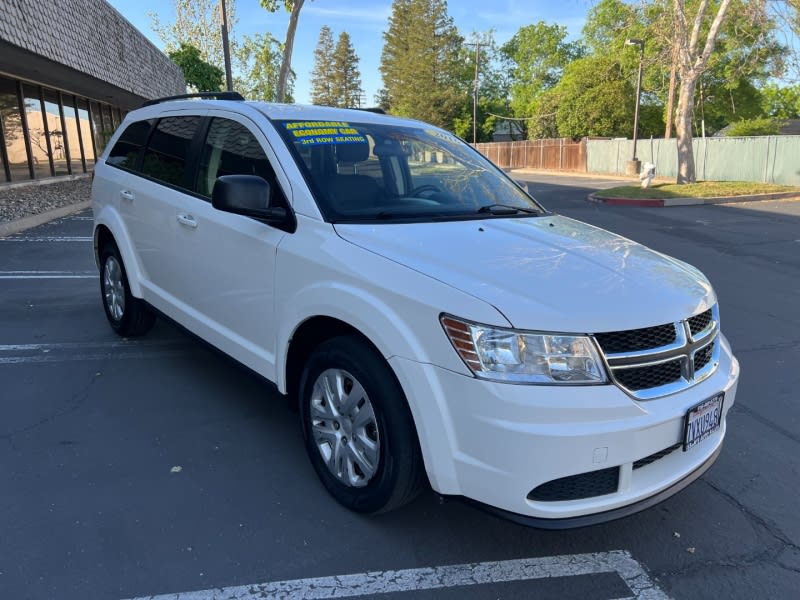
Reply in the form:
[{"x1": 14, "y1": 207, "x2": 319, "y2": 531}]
[{"x1": 625, "y1": 38, "x2": 644, "y2": 176}]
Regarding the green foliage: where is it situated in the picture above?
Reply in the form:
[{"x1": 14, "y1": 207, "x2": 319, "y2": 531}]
[
  {"x1": 259, "y1": 0, "x2": 295, "y2": 12},
  {"x1": 380, "y1": 0, "x2": 464, "y2": 128},
  {"x1": 168, "y1": 43, "x2": 224, "y2": 92},
  {"x1": 332, "y1": 32, "x2": 363, "y2": 108},
  {"x1": 760, "y1": 83, "x2": 800, "y2": 119},
  {"x1": 310, "y1": 27, "x2": 363, "y2": 108},
  {"x1": 258, "y1": 0, "x2": 304, "y2": 103},
  {"x1": 452, "y1": 98, "x2": 509, "y2": 142},
  {"x1": 310, "y1": 26, "x2": 336, "y2": 105},
  {"x1": 149, "y1": 0, "x2": 237, "y2": 69},
  {"x1": 725, "y1": 117, "x2": 783, "y2": 136},
  {"x1": 553, "y1": 55, "x2": 635, "y2": 138},
  {"x1": 694, "y1": 77, "x2": 762, "y2": 135},
  {"x1": 500, "y1": 22, "x2": 585, "y2": 120},
  {"x1": 235, "y1": 33, "x2": 289, "y2": 101}
]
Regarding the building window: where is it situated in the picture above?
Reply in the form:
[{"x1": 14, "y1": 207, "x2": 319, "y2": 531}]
[
  {"x1": 22, "y1": 84, "x2": 52, "y2": 179},
  {"x1": 80, "y1": 98, "x2": 97, "y2": 167},
  {"x1": 61, "y1": 94, "x2": 84, "y2": 174},
  {"x1": 41, "y1": 88, "x2": 66, "y2": 176},
  {"x1": 0, "y1": 76, "x2": 26, "y2": 182}
]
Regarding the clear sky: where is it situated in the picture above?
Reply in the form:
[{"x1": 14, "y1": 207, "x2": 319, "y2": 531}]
[{"x1": 107, "y1": 0, "x2": 591, "y2": 104}]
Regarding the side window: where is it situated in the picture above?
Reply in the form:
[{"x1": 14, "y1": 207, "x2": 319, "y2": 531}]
[
  {"x1": 196, "y1": 118, "x2": 278, "y2": 199},
  {"x1": 140, "y1": 116, "x2": 201, "y2": 188},
  {"x1": 106, "y1": 119, "x2": 153, "y2": 171}
]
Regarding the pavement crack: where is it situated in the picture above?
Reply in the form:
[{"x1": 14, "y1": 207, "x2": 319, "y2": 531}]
[
  {"x1": 702, "y1": 479, "x2": 800, "y2": 552},
  {"x1": 729, "y1": 403, "x2": 800, "y2": 445},
  {"x1": 0, "y1": 372, "x2": 99, "y2": 443}
]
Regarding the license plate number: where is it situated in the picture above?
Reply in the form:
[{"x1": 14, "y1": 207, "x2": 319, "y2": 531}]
[{"x1": 683, "y1": 393, "x2": 724, "y2": 451}]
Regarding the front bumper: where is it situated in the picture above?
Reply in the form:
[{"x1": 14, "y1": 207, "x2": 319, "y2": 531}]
[{"x1": 389, "y1": 334, "x2": 739, "y2": 523}]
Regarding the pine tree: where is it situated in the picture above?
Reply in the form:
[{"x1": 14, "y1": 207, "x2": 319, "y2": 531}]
[
  {"x1": 310, "y1": 26, "x2": 336, "y2": 105},
  {"x1": 333, "y1": 32, "x2": 363, "y2": 108},
  {"x1": 380, "y1": 0, "x2": 463, "y2": 128}
]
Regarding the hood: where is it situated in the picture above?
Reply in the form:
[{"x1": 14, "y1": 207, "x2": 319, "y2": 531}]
[{"x1": 334, "y1": 215, "x2": 715, "y2": 333}]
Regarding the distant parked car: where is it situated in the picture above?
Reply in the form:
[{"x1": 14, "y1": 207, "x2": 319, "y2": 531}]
[{"x1": 91, "y1": 93, "x2": 739, "y2": 527}]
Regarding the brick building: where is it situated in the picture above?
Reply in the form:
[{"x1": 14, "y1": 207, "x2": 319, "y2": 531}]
[{"x1": 0, "y1": 0, "x2": 185, "y2": 183}]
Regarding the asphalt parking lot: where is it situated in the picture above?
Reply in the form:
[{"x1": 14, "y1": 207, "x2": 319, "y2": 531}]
[{"x1": 1, "y1": 174, "x2": 799, "y2": 600}]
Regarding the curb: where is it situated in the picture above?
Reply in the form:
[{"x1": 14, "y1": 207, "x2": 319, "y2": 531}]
[
  {"x1": 587, "y1": 191, "x2": 800, "y2": 207},
  {"x1": 0, "y1": 200, "x2": 92, "y2": 237}
]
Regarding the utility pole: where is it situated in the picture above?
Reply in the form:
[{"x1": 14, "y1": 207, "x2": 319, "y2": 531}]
[
  {"x1": 465, "y1": 41, "x2": 482, "y2": 144},
  {"x1": 220, "y1": 0, "x2": 233, "y2": 92}
]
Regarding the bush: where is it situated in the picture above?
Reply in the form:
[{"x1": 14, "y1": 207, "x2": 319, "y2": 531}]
[{"x1": 725, "y1": 117, "x2": 784, "y2": 137}]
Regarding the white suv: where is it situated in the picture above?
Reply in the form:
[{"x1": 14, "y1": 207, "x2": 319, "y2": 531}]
[{"x1": 92, "y1": 93, "x2": 739, "y2": 527}]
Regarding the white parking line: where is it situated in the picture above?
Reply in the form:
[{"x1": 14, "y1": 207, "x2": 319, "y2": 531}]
[
  {"x1": 0, "y1": 270, "x2": 97, "y2": 279},
  {"x1": 0, "y1": 236, "x2": 92, "y2": 242},
  {"x1": 0, "y1": 340, "x2": 190, "y2": 364},
  {"x1": 122, "y1": 550, "x2": 670, "y2": 600}
]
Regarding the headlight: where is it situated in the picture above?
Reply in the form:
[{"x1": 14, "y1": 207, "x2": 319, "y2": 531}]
[{"x1": 440, "y1": 315, "x2": 608, "y2": 384}]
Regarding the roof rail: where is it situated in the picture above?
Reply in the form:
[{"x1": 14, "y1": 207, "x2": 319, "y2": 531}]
[
  {"x1": 356, "y1": 107, "x2": 387, "y2": 115},
  {"x1": 141, "y1": 91, "x2": 245, "y2": 107}
]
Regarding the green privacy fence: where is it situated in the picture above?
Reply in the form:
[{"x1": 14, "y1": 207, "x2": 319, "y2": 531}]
[{"x1": 587, "y1": 136, "x2": 800, "y2": 185}]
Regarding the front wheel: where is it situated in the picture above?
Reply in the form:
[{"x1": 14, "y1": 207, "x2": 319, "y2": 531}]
[
  {"x1": 299, "y1": 335, "x2": 426, "y2": 513},
  {"x1": 99, "y1": 242, "x2": 155, "y2": 337}
]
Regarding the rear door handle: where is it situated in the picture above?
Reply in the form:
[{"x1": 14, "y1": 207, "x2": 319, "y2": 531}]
[
  {"x1": 176, "y1": 214, "x2": 198, "y2": 229},
  {"x1": 120, "y1": 190, "x2": 134, "y2": 202}
]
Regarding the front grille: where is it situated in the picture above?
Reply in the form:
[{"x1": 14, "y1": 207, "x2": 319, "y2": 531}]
[
  {"x1": 528, "y1": 467, "x2": 619, "y2": 502},
  {"x1": 633, "y1": 443, "x2": 682, "y2": 470},
  {"x1": 594, "y1": 323, "x2": 676, "y2": 354},
  {"x1": 614, "y1": 359, "x2": 683, "y2": 391},
  {"x1": 688, "y1": 309, "x2": 713, "y2": 337},
  {"x1": 694, "y1": 340, "x2": 715, "y2": 371}
]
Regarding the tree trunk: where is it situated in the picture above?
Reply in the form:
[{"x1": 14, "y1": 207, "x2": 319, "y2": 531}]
[
  {"x1": 675, "y1": 77, "x2": 698, "y2": 184},
  {"x1": 277, "y1": 0, "x2": 304, "y2": 103}
]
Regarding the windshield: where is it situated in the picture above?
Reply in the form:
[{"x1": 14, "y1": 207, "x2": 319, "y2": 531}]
[{"x1": 275, "y1": 119, "x2": 545, "y2": 223}]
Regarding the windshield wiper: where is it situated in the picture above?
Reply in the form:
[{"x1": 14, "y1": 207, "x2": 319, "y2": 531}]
[{"x1": 476, "y1": 203, "x2": 541, "y2": 215}]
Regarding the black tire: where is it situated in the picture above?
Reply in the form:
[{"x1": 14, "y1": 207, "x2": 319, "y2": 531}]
[
  {"x1": 99, "y1": 242, "x2": 155, "y2": 337},
  {"x1": 299, "y1": 335, "x2": 426, "y2": 513}
]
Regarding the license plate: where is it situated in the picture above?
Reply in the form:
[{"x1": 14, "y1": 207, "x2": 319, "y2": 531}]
[{"x1": 683, "y1": 393, "x2": 724, "y2": 451}]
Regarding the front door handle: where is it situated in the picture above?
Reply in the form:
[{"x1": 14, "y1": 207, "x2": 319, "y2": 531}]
[
  {"x1": 120, "y1": 190, "x2": 135, "y2": 202},
  {"x1": 176, "y1": 214, "x2": 198, "y2": 229}
]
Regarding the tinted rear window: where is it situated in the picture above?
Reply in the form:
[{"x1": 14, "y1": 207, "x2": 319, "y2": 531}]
[
  {"x1": 140, "y1": 116, "x2": 202, "y2": 188},
  {"x1": 107, "y1": 120, "x2": 153, "y2": 170}
]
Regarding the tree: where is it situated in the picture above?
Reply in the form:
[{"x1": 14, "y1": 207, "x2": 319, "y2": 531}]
[
  {"x1": 380, "y1": 0, "x2": 464, "y2": 129},
  {"x1": 169, "y1": 43, "x2": 224, "y2": 91},
  {"x1": 759, "y1": 83, "x2": 800, "y2": 119},
  {"x1": 310, "y1": 26, "x2": 336, "y2": 105},
  {"x1": 149, "y1": 0, "x2": 237, "y2": 70},
  {"x1": 333, "y1": 32, "x2": 363, "y2": 108},
  {"x1": 235, "y1": 33, "x2": 289, "y2": 101},
  {"x1": 673, "y1": 0, "x2": 734, "y2": 183},
  {"x1": 259, "y1": 0, "x2": 306, "y2": 103},
  {"x1": 725, "y1": 117, "x2": 783, "y2": 136},
  {"x1": 552, "y1": 55, "x2": 636, "y2": 137},
  {"x1": 501, "y1": 22, "x2": 585, "y2": 124}
]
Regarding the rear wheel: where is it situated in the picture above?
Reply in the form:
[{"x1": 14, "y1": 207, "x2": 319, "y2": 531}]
[
  {"x1": 99, "y1": 242, "x2": 155, "y2": 337},
  {"x1": 299, "y1": 335, "x2": 425, "y2": 513}
]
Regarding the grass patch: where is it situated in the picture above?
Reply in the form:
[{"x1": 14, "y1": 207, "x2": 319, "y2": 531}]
[{"x1": 594, "y1": 181, "x2": 800, "y2": 200}]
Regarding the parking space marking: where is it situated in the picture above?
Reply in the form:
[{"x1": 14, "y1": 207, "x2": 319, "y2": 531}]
[
  {"x1": 123, "y1": 550, "x2": 670, "y2": 600},
  {"x1": 0, "y1": 340, "x2": 190, "y2": 364},
  {"x1": 0, "y1": 236, "x2": 92, "y2": 242},
  {"x1": 0, "y1": 270, "x2": 97, "y2": 279}
]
